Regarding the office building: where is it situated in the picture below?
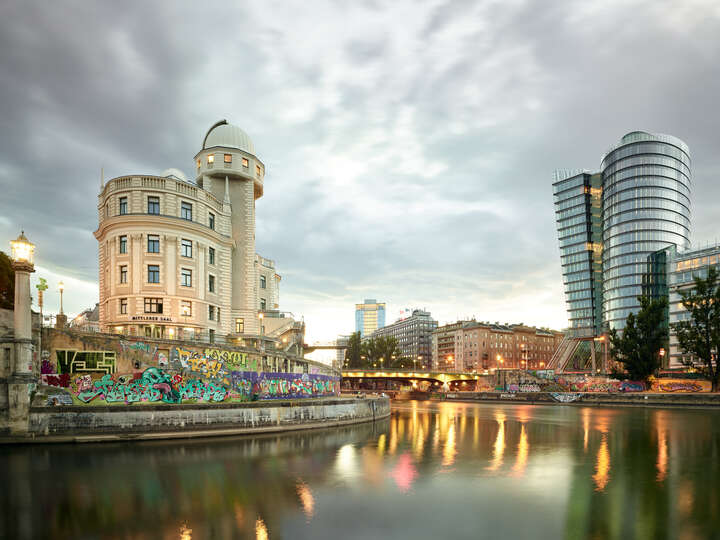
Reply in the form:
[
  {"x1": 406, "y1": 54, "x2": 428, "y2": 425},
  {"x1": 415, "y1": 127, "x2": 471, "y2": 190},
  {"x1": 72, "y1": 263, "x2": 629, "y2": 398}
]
[
  {"x1": 554, "y1": 131, "x2": 692, "y2": 334},
  {"x1": 366, "y1": 309, "x2": 437, "y2": 366},
  {"x1": 355, "y1": 299, "x2": 386, "y2": 337}
]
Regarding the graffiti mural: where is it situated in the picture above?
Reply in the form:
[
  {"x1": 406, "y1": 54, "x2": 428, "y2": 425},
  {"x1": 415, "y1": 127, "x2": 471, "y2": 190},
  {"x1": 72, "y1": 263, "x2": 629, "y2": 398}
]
[
  {"x1": 550, "y1": 392, "x2": 583, "y2": 403},
  {"x1": 652, "y1": 380, "x2": 710, "y2": 393},
  {"x1": 56, "y1": 350, "x2": 117, "y2": 375},
  {"x1": 44, "y1": 367, "x2": 340, "y2": 406}
]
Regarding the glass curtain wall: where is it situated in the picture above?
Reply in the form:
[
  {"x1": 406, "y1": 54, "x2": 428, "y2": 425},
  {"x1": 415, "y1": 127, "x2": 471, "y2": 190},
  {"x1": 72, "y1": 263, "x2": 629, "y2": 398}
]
[
  {"x1": 601, "y1": 132, "x2": 691, "y2": 330},
  {"x1": 553, "y1": 172, "x2": 604, "y2": 337}
]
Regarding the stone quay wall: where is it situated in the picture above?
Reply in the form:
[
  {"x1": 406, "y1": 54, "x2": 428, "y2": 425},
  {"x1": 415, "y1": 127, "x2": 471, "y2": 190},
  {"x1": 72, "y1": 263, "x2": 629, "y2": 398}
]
[
  {"x1": 23, "y1": 396, "x2": 390, "y2": 442},
  {"x1": 441, "y1": 391, "x2": 720, "y2": 408}
]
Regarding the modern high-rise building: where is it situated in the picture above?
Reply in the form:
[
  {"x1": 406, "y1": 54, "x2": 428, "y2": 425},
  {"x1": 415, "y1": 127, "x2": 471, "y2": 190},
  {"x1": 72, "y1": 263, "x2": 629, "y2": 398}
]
[
  {"x1": 600, "y1": 132, "x2": 691, "y2": 330},
  {"x1": 554, "y1": 131, "x2": 692, "y2": 335},
  {"x1": 355, "y1": 299, "x2": 385, "y2": 337}
]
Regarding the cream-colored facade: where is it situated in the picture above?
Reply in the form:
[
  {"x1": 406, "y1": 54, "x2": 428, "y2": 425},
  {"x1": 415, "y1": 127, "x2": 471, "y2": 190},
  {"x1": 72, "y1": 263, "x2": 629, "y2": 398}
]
[{"x1": 95, "y1": 120, "x2": 283, "y2": 342}]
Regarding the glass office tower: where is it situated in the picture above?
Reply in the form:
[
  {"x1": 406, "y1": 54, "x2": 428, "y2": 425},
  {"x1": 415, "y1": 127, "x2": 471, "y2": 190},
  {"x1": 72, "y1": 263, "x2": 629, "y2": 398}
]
[
  {"x1": 601, "y1": 132, "x2": 691, "y2": 330},
  {"x1": 555, "y1": 131, "x2": 692, "y2": 335},
  {"x1": 553, "y1": 171, "x2": 604, "y2": 337}
]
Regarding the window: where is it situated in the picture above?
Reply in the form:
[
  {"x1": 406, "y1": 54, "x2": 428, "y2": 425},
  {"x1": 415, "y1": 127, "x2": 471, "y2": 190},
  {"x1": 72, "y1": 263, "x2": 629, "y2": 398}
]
[
  {"x1": 209, "y1": 329, "x2": 215, "y2": 343},
  {"x1": 224, "y1": 154, "x2": 232, "y2": 164},
  {"x1": 207, "y1": 154, "x2": 214, "y2": 165},
  {"x1": 144, "y1": 298, "x2": 163, "y2": 313},
  {"x1": 181, "y1": 268, "x2": 192, "y2": 287},
  {"x1": 209, "y1": 305, "x2": 216, "y2": 321},
  {"x1": 181, "y1": 239, "x2": 192, "y2": 258},
  {"x1": 260, "y1": 275, "x2": 266, "y2": 289},
  {"x1": 148, "y1": 265, "x2": 160, "y2": 283},
  {"x1": 147, "y1": 196, "x2": 160, "y2": 215},
  {"x1": 216, "y1": 308, "x2": 220, "y2": 324},
  {"x1": 209, "y1": 247, "x2": 215, "y2": 265},
  {"x1": 260, "y1": 298, "x2": 266, "y2": 310},
  {"x1": 235, "y1": 318, "x2": 244, "y2": 333},
  {"x1": 242, "y1": 157, "x2": 249, "y2": 168},
  {"x1": 208, "y1": 212, "x2": 215, "y2": 230},
  {"x1": 208, "y1": 274, "x2": 215, "y2": 293},
  {"x1": 196, "y1": 158, "x2": 201, "y2": 170},
  {"x1": 119, "y1": 265, "x2": 128, "y2": 284},
  {"x1": 256, "y1": 165, "x2": 261, "y2": 176},
  {"x1": 181, "y1": 201, "x2": 193, "y2": 221},
  {"x1": 119, "y1": 235, "x2": 127, "y2": 254},
  {"x1": 119, "y1": 197, "x2": 128, "y2": 215},
  {"x1": 147, "y1": 235, "x2": 160, "y2": 253},
  {"x1": 181, "y1": 301, "x2": 192, "y2": 317},
  {"x1": 120, "y1": 298, "x2": 127, "y2": 314}
]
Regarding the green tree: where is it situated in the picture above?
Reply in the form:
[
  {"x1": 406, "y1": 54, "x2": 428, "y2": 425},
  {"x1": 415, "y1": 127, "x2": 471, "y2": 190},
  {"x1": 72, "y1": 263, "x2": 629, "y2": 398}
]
[
  {"x1": 361, "y1": 337, "x2": 379, "y2": 366},
  {"x1": 609, "y1": 295, "x2": 668, "y2": 382},
  {"x1": 344, "y1": 332, "x2": 363, "y2": 368},
  {"x1": 374, "y1": 336, "x2": 402, "y2": 368},
  {"x1": 0, "y1": 251, "x2": 14, "y2": 309},
  {"x1": 672, "y1": 267, "x2": 720, "y2": 392}
]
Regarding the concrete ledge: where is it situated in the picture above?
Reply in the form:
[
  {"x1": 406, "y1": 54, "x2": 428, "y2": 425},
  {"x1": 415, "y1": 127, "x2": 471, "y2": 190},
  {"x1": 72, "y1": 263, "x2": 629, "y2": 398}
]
[
  {"x1": 440, "y1": 391, "x2": 720, "y2": 408},
  {"x1": 2, "y1": 396, "x2": 390, "y2": 444}
]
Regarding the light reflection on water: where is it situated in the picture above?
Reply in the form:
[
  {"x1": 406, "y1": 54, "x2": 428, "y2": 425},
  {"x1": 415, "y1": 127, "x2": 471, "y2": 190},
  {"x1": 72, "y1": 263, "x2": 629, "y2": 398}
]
[{"x1": 1, "y1": 401, "x2": 719, "y2": 539}]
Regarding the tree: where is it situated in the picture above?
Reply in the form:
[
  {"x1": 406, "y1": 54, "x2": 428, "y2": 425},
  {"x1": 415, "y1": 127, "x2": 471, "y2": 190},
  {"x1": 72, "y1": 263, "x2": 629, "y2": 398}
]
[
  {"x1": 609, "y1": 295, "x2": 668, "y2": 382},
  {"x1": 360, "y1": 336, "x2": 402, "y2": 368},
  {"x1": 672, "y1": 267, "x2": 720, "y2": 392},
  {"x1": 344, "y1": 332, "x2": 363, "y2": 368},
  {"x1": 0, "y1": 251, "x2": 14, "y2": 309}
]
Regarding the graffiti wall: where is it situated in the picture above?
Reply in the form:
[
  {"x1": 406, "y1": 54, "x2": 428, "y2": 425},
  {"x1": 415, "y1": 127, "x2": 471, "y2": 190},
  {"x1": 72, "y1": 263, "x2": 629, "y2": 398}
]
[
  {"x1": 39, "y1": 330, "x2": 339, "y2": 406},
  {"x1": 43, "y1": 368, "x2": 340, "y2": 406}
]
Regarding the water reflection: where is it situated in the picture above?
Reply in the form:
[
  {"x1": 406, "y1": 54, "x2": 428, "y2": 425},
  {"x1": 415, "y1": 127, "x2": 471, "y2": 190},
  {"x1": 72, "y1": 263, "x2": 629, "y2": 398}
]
[{"x1": 1, "y1": 402, "x2": 719, "y2": 539}]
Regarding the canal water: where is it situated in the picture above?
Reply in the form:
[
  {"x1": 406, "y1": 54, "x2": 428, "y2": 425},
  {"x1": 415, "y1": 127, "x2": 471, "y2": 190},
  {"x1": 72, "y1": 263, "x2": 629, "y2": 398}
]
[{"x1": 2, "y1": 401, "x2": 719, "y2": 539}]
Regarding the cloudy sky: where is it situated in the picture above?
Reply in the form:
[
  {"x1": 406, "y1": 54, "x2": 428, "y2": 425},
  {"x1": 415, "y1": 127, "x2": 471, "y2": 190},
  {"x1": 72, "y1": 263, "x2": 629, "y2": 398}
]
[{"x1": 1, "y1": 0, "x2": 719, "y2": 354}]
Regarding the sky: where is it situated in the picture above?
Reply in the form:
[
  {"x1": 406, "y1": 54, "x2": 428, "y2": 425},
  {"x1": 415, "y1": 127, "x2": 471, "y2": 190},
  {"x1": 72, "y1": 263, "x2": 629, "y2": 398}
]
[{"x1": 1, "y1": 0, "x2": 720, "y2": 357}]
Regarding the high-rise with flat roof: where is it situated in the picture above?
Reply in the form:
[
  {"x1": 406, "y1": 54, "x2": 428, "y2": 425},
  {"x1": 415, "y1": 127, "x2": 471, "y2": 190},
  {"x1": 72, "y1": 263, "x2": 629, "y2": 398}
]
[
  {"x1": 355, "y1": 299, "x2": 386, "y2": 337},
  {"x1": 554, "y1": 131, "x2": 692, "y2": 335}
]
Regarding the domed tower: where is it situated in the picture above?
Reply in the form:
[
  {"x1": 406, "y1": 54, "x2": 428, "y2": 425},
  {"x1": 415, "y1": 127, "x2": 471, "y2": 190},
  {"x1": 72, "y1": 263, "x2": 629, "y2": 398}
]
[{"x1": 195, "y1": 120, "x2": 265, "y2": 336}]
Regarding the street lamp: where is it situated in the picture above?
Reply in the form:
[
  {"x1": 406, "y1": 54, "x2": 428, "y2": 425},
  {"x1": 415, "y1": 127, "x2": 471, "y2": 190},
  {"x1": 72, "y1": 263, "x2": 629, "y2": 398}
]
[
  {"x1": 10, "y1": 231, "x2": 35, "y2": 265},
  {"x1": 58, "y1": 281, "x2": 65, "y2": 315},
  {"x1": 9, "y1": 231, "x2": 35, "y2": 382}
]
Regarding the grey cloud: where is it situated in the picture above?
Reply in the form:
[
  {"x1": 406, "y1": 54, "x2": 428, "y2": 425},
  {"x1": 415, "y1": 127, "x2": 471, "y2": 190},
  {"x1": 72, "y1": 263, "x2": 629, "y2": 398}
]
[{"x1": 1, "y1": 0, "x2": 719, "y2": 340}]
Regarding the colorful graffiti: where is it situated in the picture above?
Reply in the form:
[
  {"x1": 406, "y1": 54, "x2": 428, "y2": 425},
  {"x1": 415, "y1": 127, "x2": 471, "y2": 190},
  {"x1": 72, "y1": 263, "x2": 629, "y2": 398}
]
[
  {"x1": 56, "y1": 350, "x2": 117, "y2": 375},
  {"x1": 654, "y1": 380, "x2": 708, "y2": 393},
  {"x1": 551, "y1": 392, "x2": 583, "y2": 403},
  {"x1": 44, "y1": 367, "x2": 340, "y2": 406}
]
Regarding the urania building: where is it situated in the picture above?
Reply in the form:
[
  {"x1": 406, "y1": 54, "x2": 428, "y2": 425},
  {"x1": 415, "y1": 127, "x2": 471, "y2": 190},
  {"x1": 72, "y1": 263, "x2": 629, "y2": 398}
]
[{"x1": 95, "y1": 120, "x2": 292, "y2": 347}]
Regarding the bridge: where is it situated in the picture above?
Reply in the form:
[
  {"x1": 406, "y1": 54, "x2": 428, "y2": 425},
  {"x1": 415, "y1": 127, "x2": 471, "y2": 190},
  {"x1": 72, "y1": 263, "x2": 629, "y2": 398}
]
[
  {"x1": 342, "y1": 368, "x2": 486, "y2": 389},
  {"x1": 303, "y1": 343, "x2": 347, "y2": 354}
]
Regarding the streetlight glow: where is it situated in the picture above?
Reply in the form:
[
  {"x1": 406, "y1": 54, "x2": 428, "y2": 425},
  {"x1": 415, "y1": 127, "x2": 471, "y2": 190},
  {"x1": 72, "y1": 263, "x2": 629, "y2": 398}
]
[{"x1": 10, "y1": 231, "x2": 35, "y2": 264}]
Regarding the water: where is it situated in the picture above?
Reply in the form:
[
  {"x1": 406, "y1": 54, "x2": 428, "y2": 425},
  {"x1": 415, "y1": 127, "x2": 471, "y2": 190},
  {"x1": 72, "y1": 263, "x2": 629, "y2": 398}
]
[{"x1": 2, "y1": 401, "x2": 720, "y2": 539}]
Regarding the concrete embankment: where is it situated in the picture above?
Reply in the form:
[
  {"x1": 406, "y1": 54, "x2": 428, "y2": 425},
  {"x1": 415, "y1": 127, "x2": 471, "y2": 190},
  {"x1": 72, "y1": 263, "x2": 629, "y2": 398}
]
[
  {"x1": 2, "y1": 396, "x2": 390, "y2": 443},
  {"x1": 439, "y1": 391, "x2": 720, "y2": 408}
]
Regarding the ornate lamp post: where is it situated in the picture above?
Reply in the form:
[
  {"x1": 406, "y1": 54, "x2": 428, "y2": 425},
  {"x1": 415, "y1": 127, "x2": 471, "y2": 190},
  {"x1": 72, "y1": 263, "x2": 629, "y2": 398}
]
[
  {"x1": 8, "y1": 231, "x2": 36, "y2": 433},
  {"x1": 56, "y1": 280, "x2": 67, "y2": 329}
]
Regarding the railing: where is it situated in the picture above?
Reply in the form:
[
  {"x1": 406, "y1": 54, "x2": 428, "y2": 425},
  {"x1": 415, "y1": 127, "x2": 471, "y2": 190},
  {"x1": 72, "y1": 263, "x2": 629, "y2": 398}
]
[
  {"x1": 176, "y1": 182, "x2": 197, "y2": 197},
  {"x1": 141, "y1": 177, "x2": 166, "y2": 190}
]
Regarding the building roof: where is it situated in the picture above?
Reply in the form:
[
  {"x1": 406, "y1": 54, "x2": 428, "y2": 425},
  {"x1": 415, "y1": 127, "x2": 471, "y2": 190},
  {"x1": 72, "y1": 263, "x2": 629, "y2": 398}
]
[{"x1": 202, "y1": 119, "x2": 256, "y2": 156}]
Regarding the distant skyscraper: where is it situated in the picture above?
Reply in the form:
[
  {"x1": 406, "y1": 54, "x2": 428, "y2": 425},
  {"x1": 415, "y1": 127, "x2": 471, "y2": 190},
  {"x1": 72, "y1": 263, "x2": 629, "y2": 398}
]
[
  {"x1": 355, "y1": 299, "x2": 386, "y2": 337},
  {"x1": 554, "y1": 131, "x2": 692, "y2": 334}
]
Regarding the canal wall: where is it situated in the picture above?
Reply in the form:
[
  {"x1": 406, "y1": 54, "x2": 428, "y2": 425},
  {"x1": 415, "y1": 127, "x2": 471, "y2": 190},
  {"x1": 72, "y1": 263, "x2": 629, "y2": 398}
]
[
  {"x1": 440, "y1": 391, "x2": 720, "y2": 408},
  {"x1": 14, "y1": 396, "x2": 390, "y2": 442}
]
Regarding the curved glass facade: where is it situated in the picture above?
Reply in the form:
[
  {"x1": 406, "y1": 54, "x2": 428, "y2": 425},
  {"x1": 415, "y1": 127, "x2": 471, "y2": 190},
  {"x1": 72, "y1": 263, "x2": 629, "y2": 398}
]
[{"x1": 600, "y1": 132, "x2": 691, "y2": 330}]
